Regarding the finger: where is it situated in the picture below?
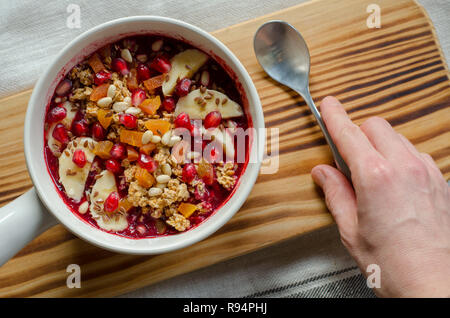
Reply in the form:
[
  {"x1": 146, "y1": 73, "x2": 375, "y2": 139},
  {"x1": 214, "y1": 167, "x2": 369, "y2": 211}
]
[
  {"x1": 360, "y1": 117, "x2": 411, "y2": 160},
  {"x1": 311, "y1": 164, "x2": 358, "y2": 242},
  {"x1": 397, "y1": 134, "x2": 444, "y2": 178},
  {"x1": 397, "y1": 133, "x2": 421, "y2": 158},
  {"x1": 420, "y1": 153, "x2": 447, "y2": 184},
  {"x1": 320, "y1": 96, "x2": 381, "y2": 172}
]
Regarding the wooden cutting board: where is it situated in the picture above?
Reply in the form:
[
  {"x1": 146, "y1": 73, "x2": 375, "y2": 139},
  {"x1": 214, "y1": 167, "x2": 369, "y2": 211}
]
[{"x1": 0, "y1": 0, "x2": 449, "y2": 297}]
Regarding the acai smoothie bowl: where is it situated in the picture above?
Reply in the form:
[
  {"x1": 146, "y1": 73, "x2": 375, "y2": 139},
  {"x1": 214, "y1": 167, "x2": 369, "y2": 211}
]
[{"x1": 17, "y1": 16, "x2": 264, "y2": 257}]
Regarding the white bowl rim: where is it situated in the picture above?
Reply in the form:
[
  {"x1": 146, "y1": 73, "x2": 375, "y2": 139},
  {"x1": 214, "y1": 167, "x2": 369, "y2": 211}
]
[{"x1": 24, "y1": 16, "x2": 265, "y2": 255}]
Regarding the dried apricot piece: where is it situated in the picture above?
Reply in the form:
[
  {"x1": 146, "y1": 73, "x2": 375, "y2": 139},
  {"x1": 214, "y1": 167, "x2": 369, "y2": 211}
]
[
  {"x1": 140, "y1": 143, "x2": 156, "y2": 155},
  {"x1": 127, "y1": 68, "x2": 139, "y2": 91},
  {"x1": 90, "y1": 83, "x2": 109, "y2": 101},
  {"x1": 139, "y1": 96, "x2": 161, "y2": 115},
  {"x1": 144, "y1": 119, "x2": 171, "y2": 136},
  {"x1": 88, "y1": 53, "x2": 105, "y2": 73},
  {"x1": 143, "y1": 74, "x2": 165, "y2": 92},
  {"x1": 178, "y1": 203, "x2": 197, "y2": 218},
  {"x1": 135, "y1": 167, "x2": 155, "y2": 188},
  {"x1": 94, "y1": 140, "x2": 113, "y2": 159},
  {"x1": 120, "y1": 129, "x2": 144, "y2": 147},
  {"x1": 97, "y1": 109, "x2": 113, "y2": 129},
  {"x1": 118, "y1": 197, "x2": 134, "y2": 213},
  {"x1": 127, "y1": 146, "x2": 139, "y2": 161}
]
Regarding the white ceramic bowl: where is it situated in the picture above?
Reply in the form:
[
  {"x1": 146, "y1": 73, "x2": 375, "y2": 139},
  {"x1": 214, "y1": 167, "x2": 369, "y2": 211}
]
[{"x1": 0, "y1": 16, "x2": 264, "y2": 265}]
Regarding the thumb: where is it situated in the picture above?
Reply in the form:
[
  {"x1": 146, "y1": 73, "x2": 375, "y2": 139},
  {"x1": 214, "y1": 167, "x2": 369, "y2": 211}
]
[{"x1": 311, "y1": 164, "x2": 358, "y2": 244}]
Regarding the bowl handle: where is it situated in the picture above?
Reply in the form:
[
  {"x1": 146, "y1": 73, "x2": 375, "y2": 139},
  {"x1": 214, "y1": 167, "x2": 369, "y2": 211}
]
[{"x1": 0, "y1": 187, "x2": 57, "y2": 267}]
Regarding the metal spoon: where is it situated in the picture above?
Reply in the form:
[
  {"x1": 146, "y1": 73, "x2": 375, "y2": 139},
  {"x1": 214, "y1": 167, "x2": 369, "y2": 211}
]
[{"x1": 254, "y1": 20, "x2": 351, "y2": 179}]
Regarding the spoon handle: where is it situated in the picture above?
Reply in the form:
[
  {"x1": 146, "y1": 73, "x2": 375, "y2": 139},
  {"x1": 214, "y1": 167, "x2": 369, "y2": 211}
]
[{"x1": 300, "y1": 91, "x2": 352, "y2": 180}]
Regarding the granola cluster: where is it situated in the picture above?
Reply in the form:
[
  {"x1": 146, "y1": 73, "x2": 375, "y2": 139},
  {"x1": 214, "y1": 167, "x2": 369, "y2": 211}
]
[{"x1": 45, "y1": 36, "x2": 246, "y2": 237}]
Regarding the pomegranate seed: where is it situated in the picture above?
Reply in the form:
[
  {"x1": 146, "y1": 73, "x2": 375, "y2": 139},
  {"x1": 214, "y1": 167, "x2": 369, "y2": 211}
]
[
  {"x1": 204, "y1": 111, "x2": 222, "y2": 129},
  {"x1": 72, "y1": 119, "x2": 89, "y2": 137},
  {"x1": 131, "y1": 88, "x2": 146, "y2": 106},
  {"x1": 162, "y1": 97, "x2": 176, "y2": 112},
  {"x1": 175, "y1": 78, "x2": 191, "y2": 97},
  {"x1": 55, "y1": 79, "x2": 72, "y2": 96},
  {"x1": 120, "y1": 113, "x2": 137, "y2": 129},
  {"x1": 92, "y1": 122, "x2": 105, "y2": 141},
  {"x1": 105, "y1": 158, "x2": 121, "y2": 174},
  {"x1": 48, "y1": 106, "x2": 66, "y2": 123},
  {"x1": 111, "y1": 57, "x2": 129, "y2": 75},
  {"x1": 52, "y1": 123, "x2": 69, "y2": 144},
  {"x1": 174, "y1": 112, "x2": 192, "y2": 130},
  {"x1": 72, "y1": 149, "x2": 87, "y2": 168},
  {"x1": 138, "y1": 153, "x2": 157, "y2": 172},
  {"x1": 110, "y1": 143, "x2": 126, "y2": 160},
  {"x1": 104, "y1": 191, "x2": 119, "y2": 213},
  {"x1": 136, "y1": 64, "x2": 151, "y2": 81},
  {"x1": 149, "y1": 56, "x2": 171, "y2": 73},
  {"x1": 94, "y1": 71, "x2": 112, "y2": 85},
  {"x1": 182, "y1": 164, "x2": 197, "y2": 183}
]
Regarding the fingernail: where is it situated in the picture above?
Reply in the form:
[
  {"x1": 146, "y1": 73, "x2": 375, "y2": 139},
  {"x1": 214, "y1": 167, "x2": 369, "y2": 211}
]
[{"x1": 312, "y1": 168, "x2": 327, "y2": 185}]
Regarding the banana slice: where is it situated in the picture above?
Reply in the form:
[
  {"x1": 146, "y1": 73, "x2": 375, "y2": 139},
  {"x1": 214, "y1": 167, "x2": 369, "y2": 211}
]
[
  {"x1": 47, "y1": 101, "x2": 78, "y2": 156},
  {"x1": 58, "y1": 137, "x2": 97, "y2": 202},
  {"x1": 175, "y1": 89, "x2": 243, "y2": 119},
  {"x1": 162, "y1": 49, "x2": 208, "y2": 96},
  {"x1": 89, "y1": 170, "x2": 128, "y2": 232}
]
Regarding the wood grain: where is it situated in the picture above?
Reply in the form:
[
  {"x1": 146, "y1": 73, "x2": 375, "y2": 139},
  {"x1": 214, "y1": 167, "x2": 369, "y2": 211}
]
[{"x1": 0, "y1": 0, "x2": 449, "y2": 297}]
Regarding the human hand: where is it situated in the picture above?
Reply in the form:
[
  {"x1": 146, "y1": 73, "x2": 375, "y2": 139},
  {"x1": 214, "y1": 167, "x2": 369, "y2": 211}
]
[{"x1": 311, "y1": 96, "x2": 450, "y2": 297}]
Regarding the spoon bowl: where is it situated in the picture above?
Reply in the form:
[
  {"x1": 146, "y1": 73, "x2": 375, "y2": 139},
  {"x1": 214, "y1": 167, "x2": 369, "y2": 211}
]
[
  {"x1": 254, "y1": 20, "x2": 351, "y2": 179},
  {"x1": 254, "y1": 20, "x2": 311, "y2": 93}
]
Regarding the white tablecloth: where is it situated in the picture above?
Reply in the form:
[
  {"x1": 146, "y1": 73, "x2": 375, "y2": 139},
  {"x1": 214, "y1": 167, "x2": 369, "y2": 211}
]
[{"x1": 1, "y1": 0, "x2": 448, "y2": 297}]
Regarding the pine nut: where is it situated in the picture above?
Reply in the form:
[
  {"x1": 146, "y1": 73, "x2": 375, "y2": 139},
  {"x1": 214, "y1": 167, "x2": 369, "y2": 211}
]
[
  {"x1": 150, "y1": 135, "x2": 161, "y2": 143},
  {"x1": 113, "y1": 101, "x2": 129, "y2": 112},
  {"x1": 141, "y1": 130, "x2": 153, "y2": 144},
  {"x1": 121, "y1": 48, "x2": 133, "y2": 63},
  {"x1": 123, "y1": 96, "x2": 132, "y2": 105},
  {"x1": 107, "y1": 85, "x2": 116, "y2": 98},
  {"x1": 97, "y1": 97, "x2": 113, "y2": 108},
  {"x1": 78, "y1": 201, "x2": 89, "y2": 214},
  {"x1": 156, "y1": 183, "x2": 166, "y2": 189},
  {"x1": 161, "y1": 131, "x2": 172, "y2": 145},
  {"x1": 168, "y1": 135, "x2": 181, "y2": 147},
  {"x1": 156, "y1": 175, "x2": 170, "y2": 183},
  {"x1": 125, "y1": 107, "x2": 141, "y2": 115},
  {"x1": 148, "y1": 187, "x2": 163, "y2": 196},
  {"x1": 136, "y1": 54, "x2": 148, "y2": 63},
  {"x1": 152, "y1": 39, "x2": 163, "y2": 52},
  {"x1": 161, "y1": 163, "x2": 172, "y2": 176}
]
